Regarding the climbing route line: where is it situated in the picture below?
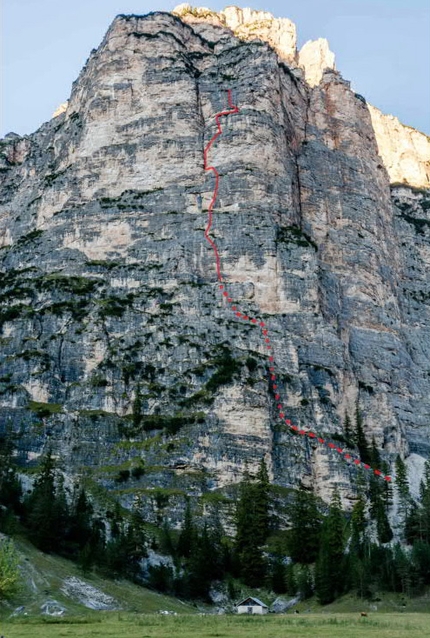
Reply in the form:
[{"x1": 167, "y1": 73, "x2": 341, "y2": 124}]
[{"x1": 202, "y1": 89, "x2": 391, "y2": 483}]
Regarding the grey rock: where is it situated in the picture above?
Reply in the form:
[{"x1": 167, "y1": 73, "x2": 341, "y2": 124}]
[
  {"x1": 0, "y1": 8, "x2": 429, "y2": 520},
  {"x1": 40, "y1": 599, "x2": 66, "y2": 616},
  {"x1": 271, "y1": 596, "x2": 299, "y2": 613}
]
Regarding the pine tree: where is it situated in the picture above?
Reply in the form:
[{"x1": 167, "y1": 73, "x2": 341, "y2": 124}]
[
  {"x1": 159, "y1": 520, "x2": 176, "y2": 557},
  {"x1": 405, "y1": 502, "x2": 420, "y2": 544},
  {"x1": 78, "y1": 542, "x2": 93, "y2": 574},
  {"x1": 285, "y1": 562, "x2": 297, "y2": 596},
  {"x1": 394, "y1": 455, "x2": 410, "y2": 536},
  {"x1": 411, "y1": 540, "x2": 430, "y2": 587},
  {"x1": 376, "y1": 508, "x2": 393, "y2": 544},
  {"x1": 187, "y1": 524, "x2": 216, "y2": 600},
  {"x1": 88, "y1": 516, "x2": 106, "y2": 568},
  {"x1": 289, "y1": 486, "x2": 322, "y2": 564},
  {"x1": 296, "y1": 565, "x2": 313, "y2": 599},
  {"x1": 344, "y1": 413, "x2": 352, "y2": 444},
  {"x1": 370, "y1": 438, "x2": 381, "y2": 468},
  {"x1": 369, "y1": 468, "x2": 393, "y2": 545},
  {"x1": 208, "y1": 510, "x2": 226, "y2": 580},
  {"x1": 419, "y1": 460, "x2": 430, "y2": 543},
  {"x1": 270, "y1": 556, "x2": 287, "y2": 593},
  {"x1": 350, "y1": 494, "x2": 367, "y2": 558},
  {"x1": 354, "y1": 404, "x2": 371, "y2": 464},
  {"x1": 54, "y1": 474, "x2": 71, "y2": 554},
  {"x1": 178, "y1": 500, "x2": 196, "y2": 558},
  {"x1": 393, "y1": 544, "x2": 413, "y2": 596},
  {"x1": 315, "y1": 488, "x2": 346, "y2": 604},
  {"x1": 395, "y1": 455, "x2": 409, "y2": 503},
  {"x1": 381, "y1": 460, "x2": 393, "y2": 510},
  {"x1": 0, "y1": 435, "x2": 22, "y2": 531},
  {"x1": 254, "y1": 458, "x2": 271, "y2": 544},
  {"x1": 68, "y1": 485, "x2": 93, "y2": 555},
  {"x1": 24, "y1": 450, "x2": 63, "y2": 552},
  {"x1": 347, "y1": 476, "x2": 372, "y2": 599},
  {"x1": 235, "y1": 470, "x2": 266, "y2": 586},
  {"x1": 124, "y1": 509, "x2": 147, "y2": 580},
  {"x1": 132, "y1": 385, "x2": 143, "y2": 429}
]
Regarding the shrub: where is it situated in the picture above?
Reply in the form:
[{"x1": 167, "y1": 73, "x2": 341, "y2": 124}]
[{"x1": 0, "y1": 538, "x2": 20, "y2": 599}]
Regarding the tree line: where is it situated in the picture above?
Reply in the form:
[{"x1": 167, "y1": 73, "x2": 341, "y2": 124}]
[{"x1": 1, "y1": 413, "x2": 430, "y2": 605}]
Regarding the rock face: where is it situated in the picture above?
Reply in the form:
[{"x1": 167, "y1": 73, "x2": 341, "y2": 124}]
[
  {"x1": 1, "y1": 6, "x2": 430, "y2": 519},
  {"x1": 298, "y1": 38, "x2": 335, "y2": 87},
  {"x1": 369, "y1": 105, "x2": 430, "y2": 189},
  {"x1": 173, "y1": 4, "x2": 297, "y2": 62},
  {"x1": 52, "y1": 102, "x2": 68, "y2": 119}
]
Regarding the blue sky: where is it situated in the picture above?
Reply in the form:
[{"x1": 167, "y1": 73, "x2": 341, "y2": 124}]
[{"x1": 1, "y1": 0, "x2": 429, "y2": 137}]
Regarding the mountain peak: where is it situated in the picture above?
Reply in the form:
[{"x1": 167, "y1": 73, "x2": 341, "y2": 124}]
[
  {"x1": 173, "y1": 4, "x2": 297, "y2": 63},
  {"x1": 298, "y1": 38, "x2": 336, "y2": 87}
]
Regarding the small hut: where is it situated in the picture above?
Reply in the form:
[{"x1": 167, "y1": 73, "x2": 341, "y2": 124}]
[{"x1": 236, "y1": 596, "x2": 268, "y2": 615}]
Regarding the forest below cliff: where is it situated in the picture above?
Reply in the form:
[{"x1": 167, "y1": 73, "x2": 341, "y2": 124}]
[{"x1": 1, "y1": 413, "x2": 430, "y2": 606}]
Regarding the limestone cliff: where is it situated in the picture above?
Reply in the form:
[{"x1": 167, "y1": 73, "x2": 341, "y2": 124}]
[
  {"x1": 369, "y1": 105, "x2": 430, "y2": 189},
  {"x1": 1, "y1": 5, "x2": 430, "y2": 521}
]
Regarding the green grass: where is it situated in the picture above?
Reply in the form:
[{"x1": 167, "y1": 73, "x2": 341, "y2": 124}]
[
  {"x1": 28, "y1": 401, "x2": 63, "y2": 416},
  {"x1": 1, "y1": 613, "x2": 430, "y2": 638},
  {"x1": 1, "y1": 542, "x2": 430, "y2": 637},
  {"x1": 0, "y1": 537, "x2": 195, "y2": 625}
]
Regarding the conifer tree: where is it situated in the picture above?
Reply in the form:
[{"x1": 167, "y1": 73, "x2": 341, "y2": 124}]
[
  {"x1": 69, "y1": 485, "x2": 93, "y2": 553},
  {"x1": 208, "y1": 510, "x2": 226, "y2": 580},
  {"x1": 235, "y1": 470, "x2": 266, "y2": 586},
  {"x1": 24, "y1": 450, "x2": 64, "y2": 552},
  {"x1": 289, "y1": 486, "x2": 322, "y2": 564},
  {"x1": 393, "y1": 543, "x2": 413, "y2": 596},
  {"x1": 270, "y1": 556, "x2": 287, "y2": 594},
  {"x1": 405, "y1": 502, "x2": 422, "y2": 545},
  {"x1": 178, "y1": 500, "x2": 196, "y2": 558},
  {"x1": 381, "y1": 460, "x2": 393, "y2": 510},
  {"x1": 354, "y1": 404, "x2": 371, "y2": 464},
  {"x1": 187, "y1": 524, "x2": 216, "y2": 600},
  {"x1": 344, "y1": 413, "x2": 352, "y2": 444},
  {"x1": 370, "y1": 437, "x2": 381, "y2": 468},
  {"x1": 347, "y1": 472, "x2": 372, "y2": 598},
  {"x1": 368, "y1": 451, "x2": 393, "y2": 545},
  {"x1": 350, "y1": 494, "x2": 367, "y2": 558},
  {"x1": 254, "y1": 458, "x2": 271, "y2": 544},
  {"x1": 285, "y1": 562, "x2": 297, "y2": 596},
  {"x1": 369, "y1": 472, "x2": 393, "y2": 545},
  {"x1": 419, "y1": 460, "x2": 430, "y2": 543},
  {"x1": 296, "y1": 564, "x2": 313, "y2": 599},
  {"x1": 411, "y1": 540, "x2": 430, "y2": 587},
  {"x1": 395, "y1": 455, "x2": 410, "y2": 508},
  {"x1": 0, "y1": 435, "x2": 22, "y2": 530},
  {"x1": 315, "y1": 488, "x2": 346, "y2": 604},
  {"x1": 394, "y1": 455, "x2": 410, "y2": 536},
  {"x1": 159, "y1": 520, "x2": 176, "y2": 557},
  {"x1": 132, "y1": 385, "x2": 143, "y2": 429},
  {"x1": 54, "y1": 474, "x2": 71, "y2": 553},
  {"x1": 124, "y1": 509, "x2": 147, "y2": 580}
]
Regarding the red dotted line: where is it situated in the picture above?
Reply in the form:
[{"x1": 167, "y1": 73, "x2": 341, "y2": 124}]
[{"x1": 202, "y1": 90, "x2": 391, "y2": 483}]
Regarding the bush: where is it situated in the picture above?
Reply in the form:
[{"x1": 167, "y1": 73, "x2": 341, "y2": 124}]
[
  {"x1": 115, "y1": 469, "x2": 130, "y2": 483},
  {"x1": 0, "y1": 537, "x2": 20, "y2": 599}
]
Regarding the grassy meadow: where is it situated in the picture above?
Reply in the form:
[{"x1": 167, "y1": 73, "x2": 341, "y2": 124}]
[
  {"x1": 1, "y1": 612, "x2": 430, "y2": 638},
  {"x1": 1, "y1": 538, "x2": 430, "y2": 637}
]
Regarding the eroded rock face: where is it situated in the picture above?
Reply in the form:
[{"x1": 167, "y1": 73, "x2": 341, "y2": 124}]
[
  {"x1": 1, "y1": 7, "x2": 429, "y2": 518},
  {"x1": 369, "y1": 105, "x2": 430, "y2": 189},
  {"x1": 173, "y1": 4, "x2": 297, "y2": 62},
  {"x1": 298, "y1": 38, "x2": 335, "y2": 87},
  {"x1": 171, "y1": 4, "x2": 430, "y2": 190},
  {"x1": 52, "y1": 102, "x2": 68, "y2": 118}
]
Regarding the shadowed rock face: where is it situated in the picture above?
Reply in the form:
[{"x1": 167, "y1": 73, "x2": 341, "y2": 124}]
[{"x1": 1, "y1": 8, "x2": 430, "y2": 517}]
